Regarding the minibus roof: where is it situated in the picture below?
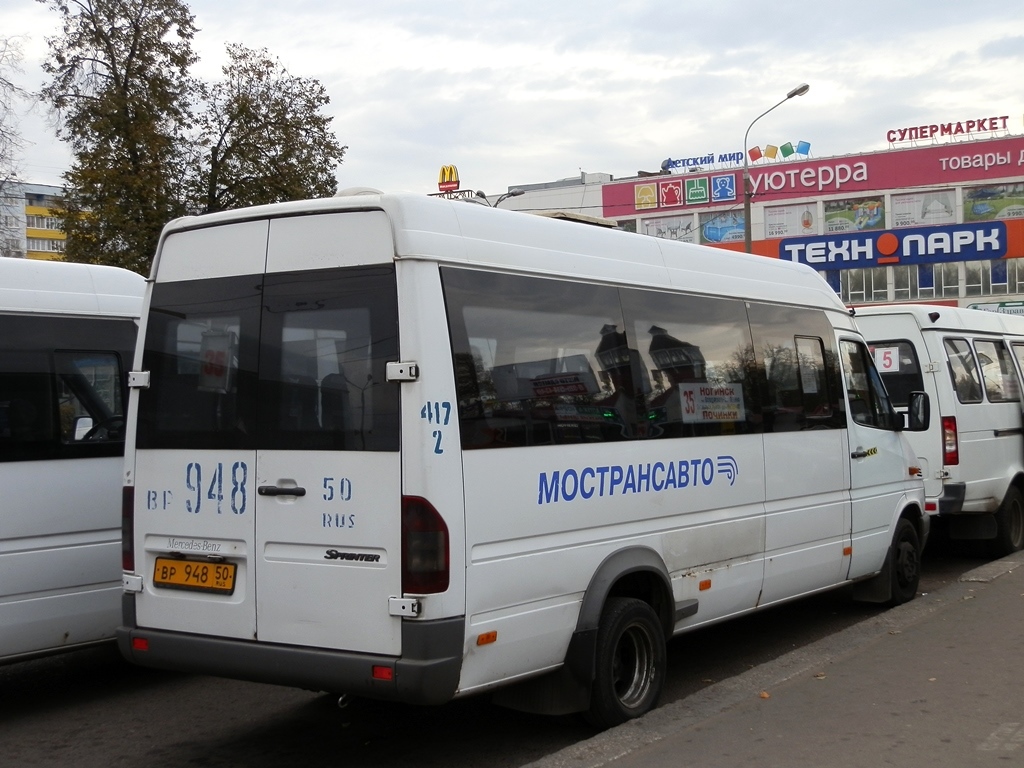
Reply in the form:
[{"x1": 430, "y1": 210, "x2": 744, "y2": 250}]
[
  {"x1": 155, "y1": 192, "x2": 850, "y2": 316},
  {"x1": 856, "y1": 303, "x2": 1024, "y2": 335},
  {"x1": 0, "y1": 258, "x2": 145, "y2": 318}
]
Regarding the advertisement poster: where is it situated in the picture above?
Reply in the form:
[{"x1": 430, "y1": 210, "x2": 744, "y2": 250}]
[
  {"x1": 963, "y1": 183, "x2": 1024, "y2": 222},
  {"x1": 643, "y1": 215, "x2": 697, "y2": 242},
  {"x1": 824, "y1": 196, "x2": 885, "y2": 232},
  {"x1": 699, "y1": 210, "x2": 745, "y2": 244},
  {"x1": 765, "y1": 203, "x2": 817, "y2": 239},
  {"x1": 892, "y1": 189, "x2": 956, "y2": 228}
]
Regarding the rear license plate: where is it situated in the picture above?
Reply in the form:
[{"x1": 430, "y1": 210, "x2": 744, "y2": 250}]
[{"x1": 153, "y1": 557, "x2": 237, "y2": 595}]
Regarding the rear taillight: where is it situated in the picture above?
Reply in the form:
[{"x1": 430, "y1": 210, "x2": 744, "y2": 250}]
[
  {"x1": 402, "y1": 496, "x2": 449, "y2": 594},
  {"x1": 941, "y1": 416, "x2": 959, "y2": 465},
  {"x1": 122, "y1": 486, "x2": 135, "y2": 572}
]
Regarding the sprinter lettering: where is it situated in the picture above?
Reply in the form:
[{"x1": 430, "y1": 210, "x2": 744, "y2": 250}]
[
  {"x1": 538, "y1": 455, "x2": 739, "y2": 505},
  {"x1": 323, "y1": 549, "x2": 380, "y2": 562}
]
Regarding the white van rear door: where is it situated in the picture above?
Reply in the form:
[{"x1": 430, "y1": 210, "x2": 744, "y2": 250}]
[
  {"x1": 133, "y1": 214, "x2": 402, "y2": 654},
  {"x1": 133, "y1": 221, "x2": 268, "y2": 640},
  {"x1": 254, "y1": 214, "x2": 402, "y2": 653}
]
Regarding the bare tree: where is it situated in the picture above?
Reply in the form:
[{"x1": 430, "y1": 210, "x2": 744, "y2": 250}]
[{"x1": 1, "y1": 35, "x2": 27, "y2": 258}]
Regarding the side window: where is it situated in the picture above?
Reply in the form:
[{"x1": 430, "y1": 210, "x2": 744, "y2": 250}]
[
  {"x1": 55, "y1": 351, "x2": 125, "y2": 442},
  {"x1": 747, "y1": 304, "x2": 846, "y2": 432},
  {"x1": 870, "y1": 340, "x2": 924, "y2": 407},
  {"x1": 840, "y1": 339, "x2": 897, "y2": 430},
  {"x1": 0, "y1": 353, "x2": 57, "y2": 461},
  {"x1": 944, "y1": 338, "x2": 983, "y2": 404},
  {"x1": 618, "y1": 289, "x2": 760, "y2": 439},
  {"x1": 0, "y1": 316, "x2": 134, "y2": 462},
  {"x1": 973, "y1": 339, "x2": 1020, "y2": 403},
  {"x1": 443, "y1": 268, "x2": 639, "y2": 449}
]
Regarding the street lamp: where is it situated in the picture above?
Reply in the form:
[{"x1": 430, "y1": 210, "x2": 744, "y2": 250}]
[
  {"x1": 474, "y1": 188, "x2": 525, "y2": 207},
  {"x1": 743, "y1": 83, "x2": 809, "y2": 253}
]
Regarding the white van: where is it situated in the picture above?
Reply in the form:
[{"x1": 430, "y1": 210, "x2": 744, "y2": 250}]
[
  {"x1": 1, "y1": 258, "x2": 143, "y2": 663},
  {"x1": 856, "y1": 304, "x2": 1024, "y2": 555},
  {"x1": 118, "y1": 193, "x2": 927, "y2": 727}
]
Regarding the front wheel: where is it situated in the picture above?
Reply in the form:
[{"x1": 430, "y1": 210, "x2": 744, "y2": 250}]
[
  {"x1": 992, "y1": 486, "x2": 1024, "y2": 557},
  {"x1": 888, "y1": 518, "x2": 921, "y2": 606},
  {"x1": 586, "y1": 597, "x2": 666, "y2": 729}
]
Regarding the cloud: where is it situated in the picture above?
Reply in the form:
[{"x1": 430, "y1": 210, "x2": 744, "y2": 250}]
[
  {"x1": 4, "y1": 0, "x2": 1024, "y2": 194},
  {"x1": 979, "y1": 36, "x2": 1024, "y2": 60}
]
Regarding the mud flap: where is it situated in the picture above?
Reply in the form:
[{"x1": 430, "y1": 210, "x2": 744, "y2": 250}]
[
  {"x1": 491, "y1": 629, "x2": 594, "y2": 716},
  {"x1": 491, "y1": 664, "x2": 591, "y2": 716},
  {"x1": 852, "y1": 543, "x2": 893, "y2": 604}
]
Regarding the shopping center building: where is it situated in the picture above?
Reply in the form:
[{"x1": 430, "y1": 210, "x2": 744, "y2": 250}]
[{"x1": 499, "y1": 126, "x2": 1024, "y2": 311}]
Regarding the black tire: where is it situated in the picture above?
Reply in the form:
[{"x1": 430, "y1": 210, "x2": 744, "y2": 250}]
[
  {"x1": 586, "y1": 597, "x2": 666, "y2": 729},
  {"x1": 888, "y1": 518, "x2": 921, "y2": 606},
  {"x1": 992, "y1": 486, "x2": 1024, "y2": 557}
]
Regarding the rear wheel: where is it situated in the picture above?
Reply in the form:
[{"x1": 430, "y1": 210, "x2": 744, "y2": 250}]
[
  {"x1": 992, "y1": 486, "x2": 1024, "y2": 557},
  {"x1": 586, "y1": 597, "x2": 666, "y2": 729},
  {"x1": 888, "y1": 518, "x2": 921, "y2": 606}
]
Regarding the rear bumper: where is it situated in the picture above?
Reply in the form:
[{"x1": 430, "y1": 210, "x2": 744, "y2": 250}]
[
  {"x1": 116, "y1": 615, "x2": 464, "y2": 706},
  {"x1": 935, "y1": 482, "x2": 966, "y2": 516}
]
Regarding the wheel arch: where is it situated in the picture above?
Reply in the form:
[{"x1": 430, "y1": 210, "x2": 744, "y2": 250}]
[
  {"x1": 1008, "y1": 471, "x2": 1024, "y2": 500},
  {"x1": 491, "y1": 547, "x2": 677, "y2": 717},
  {"x1": 899, "y1": 499, "x2": 927, "y2": 547},
  {"x1": 561, "y1": 547, "x2": 675, "y2": 690},
  {"x1": 575, "y1": 546, "x2": 675, "y2": 638},
  {"x1": 853, "y1": 499, "x2": 925, "y2": 604}
]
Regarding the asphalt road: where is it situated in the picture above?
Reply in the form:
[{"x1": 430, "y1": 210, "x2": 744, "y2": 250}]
[{"x1": 0, "y1": 539, "x2": 989, "y2": 768}]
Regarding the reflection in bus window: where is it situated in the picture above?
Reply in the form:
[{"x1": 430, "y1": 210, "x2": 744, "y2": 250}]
[
  {"x1": 973, "y1": 339, "x2": 1020, "y2": 403},
  {"x1": 748, "y1": 304, "x2": 845, "y2": 432},
  {"x1": 443, "y1": 268, "x2": 637, "y2": 448},
  {"x1": 944, "y1": 338, "x2": 983, "y2": 404},
  {"x1": 840, "y1": 339, "x2": 897, "y2": 429},
  {"x1": 619, "y1": 289, "x2": 759, "y2": 439}
]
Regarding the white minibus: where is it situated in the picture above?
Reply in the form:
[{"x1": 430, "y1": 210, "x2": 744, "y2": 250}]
[
  {"x1": 118, "y1": 193, "x2": 927, "y2": 727},
  {"x1": 856, "y1": 304, "x2": 1024, "y2": 555},
  {"x1": 1, "y1": 258, "x2": 143, "y2": 663}
]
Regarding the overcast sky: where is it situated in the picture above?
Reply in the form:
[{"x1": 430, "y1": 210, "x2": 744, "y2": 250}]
[{"x1": 4, "y1": 0, "x2": 1024, "y2": 197}]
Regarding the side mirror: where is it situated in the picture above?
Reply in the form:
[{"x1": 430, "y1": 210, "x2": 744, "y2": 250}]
[
  {"x1": 73, "y1": 416, "x2": 94, "y2": 441},
  {"x1": 905, "y1": 391, "x2": 930, "y2": 432}
]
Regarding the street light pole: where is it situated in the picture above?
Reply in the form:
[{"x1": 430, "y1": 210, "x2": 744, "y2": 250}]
[
  {"x1": 474, "y1": 188, "x2": 525, "y2": 207},
  {"x1": 743, "y1": 83, "x2": 809, "y2": 253}
]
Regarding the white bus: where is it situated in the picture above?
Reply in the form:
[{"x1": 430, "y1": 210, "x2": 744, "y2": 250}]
[
  {"x1": 857, "y1": 304, "x2": 1024, "y2": 555},
  {"x1": 118, "y1": 193, "x2": 927, "y2": 727},
  {"x1": 1, "y1": 258, "x2": 143, "y2": 663}
]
